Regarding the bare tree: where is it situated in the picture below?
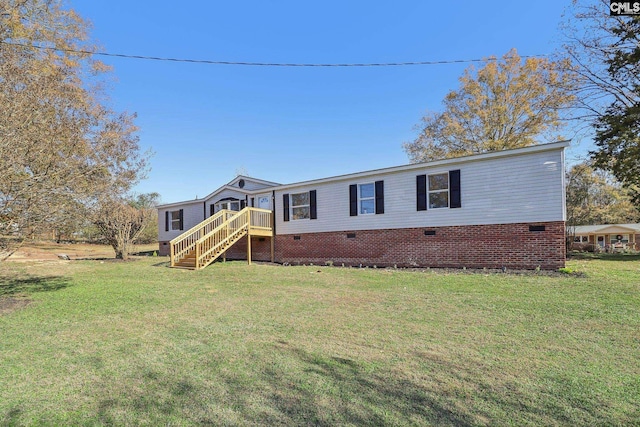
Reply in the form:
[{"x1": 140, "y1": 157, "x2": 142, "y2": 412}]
[
  {"x1": 128, "y1": 192, "x2": 161, "y2": 245},
  {"x1": 92, "y1": 198, "x2": 154, "y2": 260}
]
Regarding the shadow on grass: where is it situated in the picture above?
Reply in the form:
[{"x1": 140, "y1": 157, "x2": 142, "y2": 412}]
[
  {"x1": 568, "y1": 252, "x2": 640, "y2": 262},
  {"x1": 88, "y1": 346, "x2": 478, "y2": 426},
  {"x1": 250, "y1": 345, "x2": 478, "y2": 426},
  {"x1": 131, "y1": 250, "x2": 157, "y2": 256},
  {"x1": 93, "y1": 345, "x2": 618, "y2": 425},
  {"x1": 0, "y1": 275, "x2": 72, "y2": 297},
  {"x1": 230, "y1": 344, "x2": 625, "y2": 426},
  {"x1": 152, "y1": 261, "x2": 170, "y2": 268},
  {"x1": 25, "y1": 345, "x2": 629, "y2": 425}
]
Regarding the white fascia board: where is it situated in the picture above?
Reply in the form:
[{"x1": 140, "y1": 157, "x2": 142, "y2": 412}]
[{"x1": 156, "y1": 199, "x2": 203, "y2": 210}]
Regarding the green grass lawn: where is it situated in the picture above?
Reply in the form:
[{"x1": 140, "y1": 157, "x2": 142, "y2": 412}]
[{"x1": 1, "y1": 254, "x2": 639, "y2": 426}]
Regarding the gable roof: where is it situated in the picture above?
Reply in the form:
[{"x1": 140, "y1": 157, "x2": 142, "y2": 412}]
[
  {"x1": 223, "y1": 175, "x2": 281, "y2": 194},
  {"x1": 571, "y1": 224, "x2": 640, "y2": 234},
  {"x1": 158, "y1": 175, "x2": 280, "y2": 209}
]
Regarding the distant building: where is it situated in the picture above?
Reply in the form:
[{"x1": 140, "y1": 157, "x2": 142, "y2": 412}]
[{"x1": 569, "y1": 223, "x2": 640, "y2": 252}]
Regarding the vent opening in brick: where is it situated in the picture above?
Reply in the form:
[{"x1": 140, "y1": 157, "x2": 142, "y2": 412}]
[
  {"x1": 347, "y1": 233, "x2": 356, "y2": 238},
  {"x1": 293, "y1": 236, "x2": 301, "y2": 240},
  {"x1": 424, "y1": 230, "x2": 436, "y2": 236},
  {"x1": 529, "y1": 225, "x2": 546, "y2": 232}
]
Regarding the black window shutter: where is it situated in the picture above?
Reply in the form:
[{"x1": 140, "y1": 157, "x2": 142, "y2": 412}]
[
  {"x1": 449, "y1": 170, "x2": 461, "y2": 208},
  {"x1": 283, "y1": 194, "x2": 290, "y2": 222},
  {"x1": 349, "y1": 184, "x2": 358, "y2": 216},
  {"x1": 309, "y1": 190, "x2": 317, "y2": 219},
  {"x1": 417, "y1": 175, "x2": 427, "y2": 211},
  {"x1": 210, "y1": 204, "x2": 215, "y2": 216},
  {"x1": 165, "y1": 211, "x2": 169, "y2": 231},
  {"x1": 179, "y1": 209, "x2": 184, "y2": 230},
  {"x1": 375, "y1": 180, "x2": 384, "y2": 214},
  {"x1": 240, "y1": 199, "x2": 246, "y2": 209}
]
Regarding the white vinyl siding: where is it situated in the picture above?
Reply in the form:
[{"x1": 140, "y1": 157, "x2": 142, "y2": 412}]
[
  {"x1": 229, "y1": 177, "x2": 278, "y2": 192},
  {"x1": 157, "y1": 201, "x2": 204, "y2": 242},
  {"x1": 233, "y1": 180, "x2": 270, "y2": 191},
  {"x1": 275, "y1": 148, "x2": 565, "y2": 235}
]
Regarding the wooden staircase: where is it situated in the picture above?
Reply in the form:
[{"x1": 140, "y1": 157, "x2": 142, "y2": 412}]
[{"x1": 170, "y1": 207, "x2": 273, "y2": 270}]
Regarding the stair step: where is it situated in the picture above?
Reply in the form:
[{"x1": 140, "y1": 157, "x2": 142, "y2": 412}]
[
  {"x1": 171, "y1": 227, "x2": 250, "y2": 270},
  {"x1": 175, "y1": 262, "x2": 196, "y2": 267}
]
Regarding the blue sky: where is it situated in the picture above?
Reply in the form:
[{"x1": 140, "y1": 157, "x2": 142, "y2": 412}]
[{"x1": 71, "y1": 0, "x2": 583, "y2": 204}]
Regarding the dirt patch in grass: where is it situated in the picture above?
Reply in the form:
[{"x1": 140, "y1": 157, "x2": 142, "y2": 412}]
[
  {"x1": 0, "y1": 296, "x2": 31, "y2": 315},
  {"x1": 5, "y1": 241, "x2": 158, "y2": 262}
]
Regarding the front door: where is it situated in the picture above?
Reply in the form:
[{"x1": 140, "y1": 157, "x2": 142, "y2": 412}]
[{"x1": 596, "y1": 235, "x2": 605, "y2": 250}]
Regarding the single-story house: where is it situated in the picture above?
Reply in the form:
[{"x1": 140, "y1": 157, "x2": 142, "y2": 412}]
[
  {"x1": 569, "y1": 223, "x2": 640, "y2": 252},
  {"x1": 158, "y1": 141, "x2": 568, "y2": 270}
]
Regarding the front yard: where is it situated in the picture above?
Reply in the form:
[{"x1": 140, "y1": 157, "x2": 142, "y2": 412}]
[{"x1": 1, "y1": 251, "x2": 639, "y2": 425}]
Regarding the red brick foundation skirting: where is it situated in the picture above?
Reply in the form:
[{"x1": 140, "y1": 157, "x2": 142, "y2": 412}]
[
  {"x1": 223, "y1": 235, "x2": 273, "y2": 262},
  {"x1": 158, "y1": 236, "x2": 273, "y2": 261},
  {"x1": 274, "y1": 222, "x2": 566, "y2": 270},
  {"x1": 160, "y1": 221, "x2": 566, "y2": 270},
  {"x1": 158, "y1": 241, "x2": 170, "y2": 256}
]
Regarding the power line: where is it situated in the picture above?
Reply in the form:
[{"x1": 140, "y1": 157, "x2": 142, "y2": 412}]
[{"x1": 0, "y1": 40, "x2": 547, "y2": 67}]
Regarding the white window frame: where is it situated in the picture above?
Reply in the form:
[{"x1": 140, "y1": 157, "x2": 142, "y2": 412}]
[
  {"x1": 428, "y1": 173, "x2": 449, "y2": 209},
  {"x1": 215, "y1": 200, "x2": 240, "y2": 213},
  {"x1": 358, "y1": 183, "x2": 375, "y2": 215},
  {"x1": 573, "y1": 235, "x2": 589, "y2": 243},
  {"x1": 610, "y1": 234, "x2": 629, "y2": 243},
  {"x1": 170, "y1": 210, "x2": 181, "y2": 231},
  {"x1": 290, "y1": 192, "x2": 310, "y2": 220}
]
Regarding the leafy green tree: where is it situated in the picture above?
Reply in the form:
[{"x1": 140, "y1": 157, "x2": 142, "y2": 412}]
[
  {"x1": 592, "y1": 16, "x2": 640, "y2": 204},
  {"x1": 403, "y1": 49, "x2": 576, "y2": 162},
  {"x1": 562, "y1": 1, "x2": 640, "y2": 204}
]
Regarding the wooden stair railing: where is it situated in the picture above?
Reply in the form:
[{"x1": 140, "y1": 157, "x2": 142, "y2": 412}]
[
  {"x1": 169, "y1": 209, "x2": 234, "y2": 268},
  {"x1": 170, "y1": 207, "x2": 273, "y2": 270},
  {"x1": 195, "y1": 208, "x2": 249, "y2": 269}
]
